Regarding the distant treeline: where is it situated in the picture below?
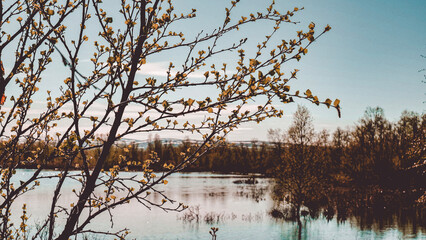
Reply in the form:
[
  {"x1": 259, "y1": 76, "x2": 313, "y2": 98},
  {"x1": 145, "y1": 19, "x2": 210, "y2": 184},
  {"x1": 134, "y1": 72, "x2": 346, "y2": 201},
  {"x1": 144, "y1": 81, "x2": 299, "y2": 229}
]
[
  {"x1": 11, "y1": 107, "x2": 425, "y2": 188},
  {"x1": 119, "y1": 107, "x2": 424, "y2": 188}
]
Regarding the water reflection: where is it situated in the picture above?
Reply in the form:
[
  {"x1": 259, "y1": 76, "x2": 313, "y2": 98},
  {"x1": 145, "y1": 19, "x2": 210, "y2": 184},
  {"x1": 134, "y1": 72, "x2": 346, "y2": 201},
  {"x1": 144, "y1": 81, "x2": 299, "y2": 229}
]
[
  {"x1": 234, "y1": 184, "x2": 268, "y2": 202},
  {"x1": 11, "y1": 170, "x2": 426, "y2": 239},
  {"x1": 270, "y1": 185, "x2": 425, "y2": 239}
]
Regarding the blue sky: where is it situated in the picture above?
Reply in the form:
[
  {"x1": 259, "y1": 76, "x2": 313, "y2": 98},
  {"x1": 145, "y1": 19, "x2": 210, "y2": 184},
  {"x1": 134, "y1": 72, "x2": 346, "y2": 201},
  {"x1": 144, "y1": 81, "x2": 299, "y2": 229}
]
[
  {"x1": 215, "y1": 0, "x2": 426, "y2": 140},
  {"x1": 163, "y1": 0, "x2": 426, "y2": 141},
  {"x1": 4, "y1": 0, "x2": 426, "y2": 141}
]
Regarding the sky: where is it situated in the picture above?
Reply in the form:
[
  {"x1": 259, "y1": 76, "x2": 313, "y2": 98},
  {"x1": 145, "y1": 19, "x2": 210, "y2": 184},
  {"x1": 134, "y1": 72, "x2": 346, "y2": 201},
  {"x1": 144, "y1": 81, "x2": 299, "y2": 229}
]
[
  {"x1": 3, "y1": 0, "x2": 426, "y2": 142},
  {"x1": 164, "y1": 0, "x2": 426, "y2": 141},
  {"x1": 203, "y1": 0, "x2": 426, "y2": 141}
]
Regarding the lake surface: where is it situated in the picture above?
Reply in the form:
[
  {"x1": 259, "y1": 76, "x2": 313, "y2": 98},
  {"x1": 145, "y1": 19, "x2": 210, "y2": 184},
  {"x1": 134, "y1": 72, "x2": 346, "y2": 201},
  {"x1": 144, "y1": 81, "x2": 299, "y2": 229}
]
[{"x1": 11, "y1": 170, "x2": 426, "y2": 239}]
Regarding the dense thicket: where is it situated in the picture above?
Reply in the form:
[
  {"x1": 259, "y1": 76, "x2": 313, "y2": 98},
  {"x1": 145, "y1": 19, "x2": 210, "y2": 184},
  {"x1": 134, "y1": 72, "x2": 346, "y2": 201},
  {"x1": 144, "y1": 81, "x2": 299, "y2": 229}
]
[{"x1": 13, "y1": 107, "x2": 424, "y2": 190}]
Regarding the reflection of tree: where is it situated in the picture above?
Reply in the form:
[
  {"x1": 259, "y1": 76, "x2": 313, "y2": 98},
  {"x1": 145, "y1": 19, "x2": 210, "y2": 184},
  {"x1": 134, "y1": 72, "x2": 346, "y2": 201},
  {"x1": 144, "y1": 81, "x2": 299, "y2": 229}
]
[
  {"x1": 271, "y1": 186, "x2": 425, "y2": 236},
  {"x1": 234, "y1": 183, "x2": 268, "y2": 203}
]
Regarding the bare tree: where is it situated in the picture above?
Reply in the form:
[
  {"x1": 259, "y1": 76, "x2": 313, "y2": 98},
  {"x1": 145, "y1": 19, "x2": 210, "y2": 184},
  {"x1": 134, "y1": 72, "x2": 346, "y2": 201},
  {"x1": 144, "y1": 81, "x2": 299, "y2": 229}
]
[
  {"x1": 0, "y1": 0, "x2": 339, "y2": 239},
  {"x1": 272, "y1": 105, "x2": 330, "y2": 225}
]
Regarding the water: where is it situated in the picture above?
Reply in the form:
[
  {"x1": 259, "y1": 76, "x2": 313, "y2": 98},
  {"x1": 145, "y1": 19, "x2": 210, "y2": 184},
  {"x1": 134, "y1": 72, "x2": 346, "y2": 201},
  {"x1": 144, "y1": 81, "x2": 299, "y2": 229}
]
[{"x1": 9, "y1": 170, "x2": 426, "y2": 239}]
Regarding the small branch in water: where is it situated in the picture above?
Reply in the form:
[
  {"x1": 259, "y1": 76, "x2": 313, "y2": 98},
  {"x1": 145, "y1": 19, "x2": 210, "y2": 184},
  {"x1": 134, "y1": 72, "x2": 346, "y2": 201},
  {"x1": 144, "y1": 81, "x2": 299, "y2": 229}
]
[{"x1": 209, "y1": 227, "x2": 219, "y2": 240}]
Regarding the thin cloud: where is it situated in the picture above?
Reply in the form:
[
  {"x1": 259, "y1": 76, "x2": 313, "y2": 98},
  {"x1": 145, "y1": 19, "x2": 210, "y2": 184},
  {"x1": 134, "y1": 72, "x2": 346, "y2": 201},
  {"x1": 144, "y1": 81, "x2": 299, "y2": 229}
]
[{"x1": 137, "y1": 61, "x2": 235, "y2": 79}]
